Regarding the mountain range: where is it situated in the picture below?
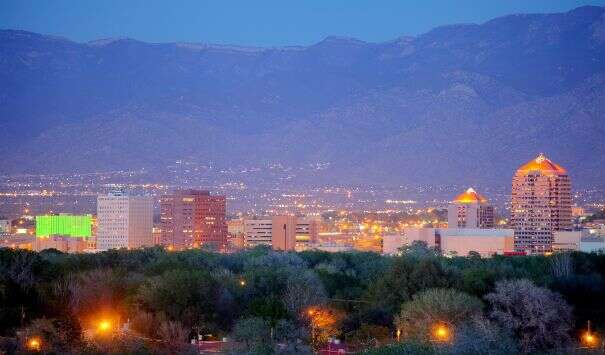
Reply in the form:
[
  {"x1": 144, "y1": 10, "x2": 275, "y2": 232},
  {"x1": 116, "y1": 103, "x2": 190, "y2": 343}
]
[{"x1": 1, "y1": 6, "x2": 604, "y2": 188}]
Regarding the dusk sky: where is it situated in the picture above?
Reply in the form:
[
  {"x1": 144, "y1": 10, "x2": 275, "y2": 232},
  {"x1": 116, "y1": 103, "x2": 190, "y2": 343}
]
[{"x1": 2, "y1": 0, "x2": 605, "y2": 46}]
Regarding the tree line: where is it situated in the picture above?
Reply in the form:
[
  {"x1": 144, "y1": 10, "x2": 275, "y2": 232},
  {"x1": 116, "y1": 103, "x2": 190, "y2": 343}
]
[{"x1": 0, "y1": 243, "x2": 604, "y2": 354}]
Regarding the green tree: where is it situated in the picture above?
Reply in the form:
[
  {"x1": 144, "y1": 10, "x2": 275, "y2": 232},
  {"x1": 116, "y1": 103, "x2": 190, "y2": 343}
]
[
  {"x1": 362, "y1": 341, "x2": 437, "y2": 355},
  {"x1": 394, "y1": 288, "x2": 483, "y2": 341},
  {"x1": 368, "y1": 257, "x2": 457, "y2": 315},
  {"x1": 231, "y1": 317, "x2": 272, "y2": 352},
  {"x1": 137, "y1": 269, "x2": 221, "y2": 328}
]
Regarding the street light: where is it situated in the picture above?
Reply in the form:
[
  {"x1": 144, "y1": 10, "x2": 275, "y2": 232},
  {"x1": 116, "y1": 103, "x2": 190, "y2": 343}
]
[
  {"x1": 431, "y1": 322, "x2": 452, "y2": 343},
  {"x1": 27, "y1": 337, "x2": 41, "y2": 351},
  {"x1": 582, "y1": 320, "x2": 598, "y2": 348},
  {"x1": 583, "y1": 332, "x2": 596, "y2": 346},
  {"x1": 239, "y1": 279, "x2": 246, "y2": 287},
  {"x1": 97, "y1": 319, "x2": 112, "y2": 333}
]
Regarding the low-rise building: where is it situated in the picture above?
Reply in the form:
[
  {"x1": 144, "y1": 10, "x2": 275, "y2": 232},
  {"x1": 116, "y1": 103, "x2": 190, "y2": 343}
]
[
  {"x1": 382, "y1": 234, "x2": 405, "y2": 255},
  {"x1": 0, "y1": 219, "x2": 11, "y2": 234},
  {"x1": 441, "y1": 228, "x2": 515, "y2": 257},
  {"x1": 311, "y1": 242, "x2": 354, "y2": 253},
  {"x1": 404, "y1": 227, "x2": 441, "y2": 249},
  {"x1": 34, "y1": 235, "x2": 89, "y2": 253},
  {"x1": 243, "y1": 216, "x2": 319, "y2": 251},
  {"x1": 0, "y1": 234, "x2": 34, "y2": 250},
  {"x1": 244, "y1": 219, "x2": 273, "y2": 248},
  {"x1": 553, "y1": 230, "x2": 605, "y2": 253},
  {"x1": 580, "y1": 236, "x2": 605, "y2": 253}
]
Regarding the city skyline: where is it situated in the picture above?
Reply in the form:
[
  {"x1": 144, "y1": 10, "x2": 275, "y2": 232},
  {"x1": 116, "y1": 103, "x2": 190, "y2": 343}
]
[{"x1": 1, "y1": 2, "x2": 604, "y2": 354}]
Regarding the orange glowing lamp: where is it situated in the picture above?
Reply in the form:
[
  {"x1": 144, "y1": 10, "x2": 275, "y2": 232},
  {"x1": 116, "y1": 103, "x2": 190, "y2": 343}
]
[
  {"x1": 27, "y1": 337, "x2": 41, "y2": 351},
  {"x1": 432, "y1": 323, "x2": 452, "y2": 342},
  {"x1": 97, "y1": 319, "x2": 112, "y2": 333},
  {"x1": 583, "y1": 332, "x2": 597, "y2": 347}
]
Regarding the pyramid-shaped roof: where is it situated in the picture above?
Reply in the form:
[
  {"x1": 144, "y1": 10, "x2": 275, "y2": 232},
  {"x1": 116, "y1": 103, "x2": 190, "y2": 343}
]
[
  {"x1": 453, "y1": 187, "x2": 488, "y2": 204},
  {"x1": 517, "y1": 153, "x2": 567, "y2": 175}
]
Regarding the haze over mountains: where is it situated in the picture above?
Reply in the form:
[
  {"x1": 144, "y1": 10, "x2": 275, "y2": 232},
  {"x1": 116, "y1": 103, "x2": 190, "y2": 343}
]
[{"x1": 1, "y1": 6, "x2": 604, "y2": 187}]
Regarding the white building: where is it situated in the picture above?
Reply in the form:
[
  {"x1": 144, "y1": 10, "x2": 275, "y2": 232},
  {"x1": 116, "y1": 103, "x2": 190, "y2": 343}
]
[
  {"x1": 381, "y1": 228, "x2": 441, "y2": 255},
  {"x1": 404, "y1": 227, "x2": 441, "y2": 249},
  {"x1": 447, "y1": 188, "x2": 494, "y2": 229},
  {"x1": 385, "y1": 227, "x2": 515, "y2": 258},
  {"x1": 96, "y1": 191, "x2": 153, "y2": 250},
  {"x1": 382, "y1": 234, "x2": 405, "y2": 255},
  {"x1": 441, "y1": 228, "x2": 515, "y2": 257},
  {"x1": 553, "y1": 230, "x2": 605, "y2": 253}
]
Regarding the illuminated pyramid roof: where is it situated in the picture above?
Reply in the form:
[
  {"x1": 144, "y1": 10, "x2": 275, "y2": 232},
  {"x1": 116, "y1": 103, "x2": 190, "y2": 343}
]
[
  {"x1": 453, "y1": 188, "x2": 488, "y2": 204},
  {"x1": 517, "y1": 153, "x2": 567, "y2": 176}
]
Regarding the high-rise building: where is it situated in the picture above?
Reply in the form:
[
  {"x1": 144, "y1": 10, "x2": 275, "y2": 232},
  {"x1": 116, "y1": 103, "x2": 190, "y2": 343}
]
[
  {"x1": 447, "y1": 188, "x2": 494, "y2": 229},
  {"x1": 160, "y1": 190, "x2": 227, "y2": 250},
  {"x1": 511, "y1": 153, "x2": 572, "y2": 253},
  {"x1": 97, "y1": 191, "x2": 153, "y2": 250}
]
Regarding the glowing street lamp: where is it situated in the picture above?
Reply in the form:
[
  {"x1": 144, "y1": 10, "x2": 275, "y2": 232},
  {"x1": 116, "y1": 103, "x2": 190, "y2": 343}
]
[
  {"x1": 97, "y1": 319, "x2": 112, "y2": 334},
  {"x1": 431, "y1": 322, "x2": 452, "y2": 343},
  {"x1": 27, "y1": 337, "x2": 41, "y2": 351},
  {"x1": 239, "y1": 279, "x2": 246, "y2": 287},
  {"x1": 582, "y1": 321, "x2": 599, "y2": 348},
  {"x1": 583, "y1": 332, "x2": 596, "y2": 346}
]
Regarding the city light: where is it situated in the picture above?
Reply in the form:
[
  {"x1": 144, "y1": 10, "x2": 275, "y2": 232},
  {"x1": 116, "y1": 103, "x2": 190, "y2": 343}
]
[{"x1": 239, "y1": 279, "x2": 246, "y2": 287}]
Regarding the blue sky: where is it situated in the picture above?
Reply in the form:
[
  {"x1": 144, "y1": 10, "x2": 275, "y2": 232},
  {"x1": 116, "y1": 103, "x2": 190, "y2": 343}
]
[{"x1": 1, "y1": 0, "x2": 604, "y2": 46}]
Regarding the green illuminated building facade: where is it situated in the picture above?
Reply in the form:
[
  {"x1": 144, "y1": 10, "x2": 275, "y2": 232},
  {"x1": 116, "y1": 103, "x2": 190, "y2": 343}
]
[{"x1": 35, "y1": 215, "x2": 92, "y2": 238}]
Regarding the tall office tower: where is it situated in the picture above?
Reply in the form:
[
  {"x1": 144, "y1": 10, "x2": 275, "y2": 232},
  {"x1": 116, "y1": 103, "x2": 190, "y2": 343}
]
[
  {"x1": 97, "y1": 191, "x2": 153, "y2": 250},
  {"x1": 511, "y1": 153, "x2": 572, "y2": 253},
  {"x1": 160, "y1": 190, "x2": 227, "y2": 250},
  {"x1": 447, "y1": 188, "x2": 494, "y2": 228}
]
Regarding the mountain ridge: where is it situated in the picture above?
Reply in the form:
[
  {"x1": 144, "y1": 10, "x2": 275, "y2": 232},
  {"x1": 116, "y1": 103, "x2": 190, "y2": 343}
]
[{"x1": 1, "y1": 6, "x2": 604, "y2": 187}]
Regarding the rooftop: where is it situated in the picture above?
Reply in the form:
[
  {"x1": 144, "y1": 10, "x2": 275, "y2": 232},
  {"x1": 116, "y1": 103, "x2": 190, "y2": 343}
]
[
  {"x1": 516, "y1": 153, "x2": 567, "y2": 176},
  {"x1": 442, "y1": 228, "x2": 514, "y2": 237},
  {"x1": 453, "y1": 188, "x2": 488, "y2": 204}
]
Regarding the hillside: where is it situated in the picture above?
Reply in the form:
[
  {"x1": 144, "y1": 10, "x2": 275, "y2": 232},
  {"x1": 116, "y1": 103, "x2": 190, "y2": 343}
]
[{"x1": 1, "y1": 6, "x2": 604, "y2": 187}]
